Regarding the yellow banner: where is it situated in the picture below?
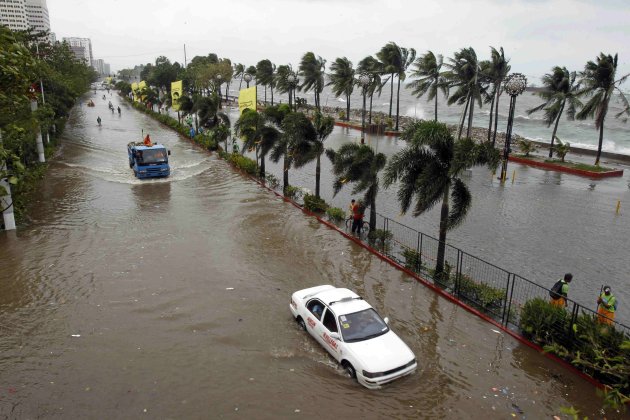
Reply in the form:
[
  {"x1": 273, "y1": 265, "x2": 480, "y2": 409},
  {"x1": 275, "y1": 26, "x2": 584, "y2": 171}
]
[
  {"x1": 131, "y1": 82, "x2": 139, "y2": 102},
  {"x1": 238, "y1": 86, "x2": 257, "y2": 114},
  {"x1": 171, "y1": 80, "x2": 183, "y2": 111},
  {"x1": 138, "y1": 80, "x2": 147, "y2": 102}
]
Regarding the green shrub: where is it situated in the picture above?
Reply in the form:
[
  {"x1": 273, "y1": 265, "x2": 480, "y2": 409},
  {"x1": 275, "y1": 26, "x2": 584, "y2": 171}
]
[
  {"x1": 368, "y1": 229, "x2": 393, "y2": 251},
  {"x1": 303, "y1": 194, "x2": 328, "y2": 212},
  {"x1": 457, "y1": 274, "x2": 505, "y2": 311},
  {"x1": 284, "y1": 185, "x2": 302, "y2": 200},
  {"x1": 519, "y1": 297, "x2": 569, "y2": 345},
  {"x1": 228, "y1": 153, "x2": 257, "y2": 175},
  {"x1": 326, "y1": 207, "x2": 346, "y2": 222},
  {"x1": 402, "y1": 248, "x2": 424, "y2": 272},
  {"x1": 264, "y1": 173, "x2": 280, "y2": 189}
]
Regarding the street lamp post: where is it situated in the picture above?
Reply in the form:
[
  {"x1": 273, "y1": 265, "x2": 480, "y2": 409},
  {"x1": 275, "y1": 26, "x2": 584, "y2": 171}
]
[
  {"x1": 500, "y1": 73, "x2": 527, "y2": 182},
  {"x1": 243, "y1": 73, "x2": 252, "y2": 88},
  {"x1": 359, "y1": 74, "x2": 371, "y2": 145},
  {"x1": 286, "y1": 73, "x2": 299, "y2": 112}
]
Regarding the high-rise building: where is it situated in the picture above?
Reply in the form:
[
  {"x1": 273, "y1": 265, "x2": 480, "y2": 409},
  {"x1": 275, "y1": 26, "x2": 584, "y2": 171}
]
[
  {"x1": 63, "y1": 37, "x2": 93, "y2": 67},
  {"x1": 93, "y1": 58, "x2": 104, "y2": 75},
  {"x1": 24, "y1": 0, "x2": 50, "y2": 33},
  {"x1": 0, "y1": 0, "x2": 29, "y2": 31},
  {"x1": 103, "y1": 63, "x2": 110, "y2": 76}
]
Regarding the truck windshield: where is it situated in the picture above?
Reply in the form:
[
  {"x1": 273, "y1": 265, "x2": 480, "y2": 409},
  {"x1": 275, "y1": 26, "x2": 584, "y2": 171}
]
[{"x1": 139, "y1": 149, "x2": 168, "y2": 164}]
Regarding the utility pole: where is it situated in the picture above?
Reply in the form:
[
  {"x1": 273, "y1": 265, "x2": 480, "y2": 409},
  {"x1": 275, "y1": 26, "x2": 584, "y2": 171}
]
[
  {"x1": 30, "y1": 96, "x2": 45, "y2": 163},
  {"x1": 0, "y1": 131, "x2": 16, "y2": 231},
  {"x1": 35, "y1": 43, "x2": 48, "y2": 144}
]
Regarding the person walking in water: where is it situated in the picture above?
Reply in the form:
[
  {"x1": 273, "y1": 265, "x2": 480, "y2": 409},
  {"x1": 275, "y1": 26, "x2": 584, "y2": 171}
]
[
  {"x1": 597, "y1": 286, "x2": 617, "y2": 325},
  {"x1": 97, "y1": 116, "x2": 102, "y2": 126},
  {"x1": 117, "y1": 106, "x2": 121, "y2": 115},
  {"x1": 550, "y1": 273, "x2": 572, "y2": 308}
]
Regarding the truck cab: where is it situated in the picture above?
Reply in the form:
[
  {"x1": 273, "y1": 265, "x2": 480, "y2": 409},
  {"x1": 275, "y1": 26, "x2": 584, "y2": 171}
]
[{"x1": 127, "y1": 142, "x2": 171, "y2": 179}]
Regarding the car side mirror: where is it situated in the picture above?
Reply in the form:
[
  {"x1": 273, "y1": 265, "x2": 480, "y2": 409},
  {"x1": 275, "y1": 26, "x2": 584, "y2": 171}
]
[
  {"x1": 329, "y1": 332, "x2": 340, "y2": 340},
  {"x1": 383, "y1": 317, "x2": 389, "y2": 325},
  {"x1": 167, "y1": 150, "x2": 171, "y2": 156}
]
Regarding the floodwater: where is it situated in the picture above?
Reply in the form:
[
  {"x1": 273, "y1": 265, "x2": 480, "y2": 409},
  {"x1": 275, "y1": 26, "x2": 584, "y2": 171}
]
[{"x1": 0, "y1": 93, "x2": 621, "y2": 418}]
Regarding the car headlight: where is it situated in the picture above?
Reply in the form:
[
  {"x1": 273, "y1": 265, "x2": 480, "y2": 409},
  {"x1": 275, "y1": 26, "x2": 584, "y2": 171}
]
[
  {"x1": 362, "y1": 370, "x2": 385, "y2": 379},
  {"x1": 160, "y1": 167, "x2": 168, "y2": 171}
]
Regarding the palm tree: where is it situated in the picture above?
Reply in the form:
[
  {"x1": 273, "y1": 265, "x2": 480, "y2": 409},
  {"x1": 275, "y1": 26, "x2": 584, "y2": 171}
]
[
  {"x1": 383, "y1": 121, "x2": 499, "y2": 277},
  {"x1": 443, "y1": 47, "x2": 485, "y2": 139},
  {"x1": 299, "y1": 52, "x2": 326, "y2": 109},
  {"x1": 357, "y1": 56, "x2": 384, "y2": 125},
  {"x1": 576, "y1": 53, "x2": 630, "y2": 165},
  {"x1": 482, "y1": 47, "x2": 511, "y2": 146},
  {"x1": 234, "y1": 108, "x2": 281, "y2": 178},
  {"x1": 256, "y1": 59, "x2": 276, "y2": 105},
  {"x1": 394, "y1": 46, "x2": 416, "y2": 131},
  {"x1": 233, "y1": 63, "x2": 245, "y2": 90},
  {"x1": 527, "y1": 66, "x2": 581, "y2": 157},
  {"x1": 326, "y1": 144, "x2": 387, "y2": 230},
  {"x1": 270, "y1": 112, "x2": 317, "y2": 193},
  {"x1": 327, "y1": 57, "x2": 355, "y2": 121},
  {"x1": 310, "y1": 111, "x2": 335, "y2": 197},
  {"x1": 407, "y1": 51, "x2": 447, "y2": 122},
  {"x1": 376, "y1": 42, "x2": 399, "y2": 120}
]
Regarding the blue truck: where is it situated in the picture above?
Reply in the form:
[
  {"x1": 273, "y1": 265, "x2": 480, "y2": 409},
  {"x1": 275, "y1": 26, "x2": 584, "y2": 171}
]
[{"x1": 127, "y1": 142, "x2": 171, "y2": 179}]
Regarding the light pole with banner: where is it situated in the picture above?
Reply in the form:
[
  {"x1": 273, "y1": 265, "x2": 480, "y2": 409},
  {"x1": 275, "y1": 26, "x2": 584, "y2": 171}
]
[
  {"x1": 243, "y1": 73, "x2": 252, "y2": 89},
  {"x1": 500, "y1": 73, "x2": 527, "y2": 182}
]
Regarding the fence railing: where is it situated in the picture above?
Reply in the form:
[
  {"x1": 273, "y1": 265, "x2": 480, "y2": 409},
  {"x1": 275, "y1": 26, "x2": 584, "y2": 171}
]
[{"x1": 368, "y1": 212, "x2": 629, "y2": 337}]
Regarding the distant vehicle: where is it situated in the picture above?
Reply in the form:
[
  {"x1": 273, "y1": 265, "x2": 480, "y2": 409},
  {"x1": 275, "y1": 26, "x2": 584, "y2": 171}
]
[
  {"x1": 127, "y1": 142, "x2": 171, "y2": 179},
  {"x1": 289, "y1": 285, "x2": 417, "y2": 389}
]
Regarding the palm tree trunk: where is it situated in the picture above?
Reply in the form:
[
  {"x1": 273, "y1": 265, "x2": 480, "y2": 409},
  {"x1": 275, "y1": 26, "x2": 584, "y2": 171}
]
[
  {"x1": 259, "y1": 150, "x2": 266, "y2": 178},
  {"x1": 264, "y1": 86, "x2": 267, "y2": 104},
  {"x1": 315, "y1": 153, "x2": 321, "y2": 197},
  {"x1": 596, "y1": 121, "x2": 604, "y2": 166},
  {"x1": 549, "y1": 101, "x2": 565, "y2": 158},
  {"x1": 271, "y1": 85, "x2": 274, "y2": 106},
  {"x1": 434, "y1": 91, "x2": 438, "y2": 122},
  {"x1": 395, "y1": 76, "x2": 401, "y2": 131},
  {"x1": 492, "y1": 88, "x2": 501, "y2": 147},
  {"x1": 239, "y1": 76, "x2": 243, "y2": 91},
  {"x1": 487, "y1": 92, "x2": 495, "y2": 142},
  {"x1": 388, "y1": 73, "x2": 394, "y2": 118},
  {"x1": 283, "y1": 154, "x2": 289, "y2": 194},
  {"x1": 466, "y1": 95, "x2": 475, "y2": 138},
  {"x1": 457, "y1": 97, "x2": 470, "y2": 140},
  {"x1": 435, "y1": 186, "x2": 450, "y2": 277},
  {"x1": 225, "y1": 83, "x2": 229, "y2": 103},
  {"x1": 369, "y1": 191, "x2": 377, "y2": 231},
  {"x1": 369, "y1": 94, "x2": 373, "y2": 124},
  {"x1": 346, "y1": 93, "x2": 351, "y2": 121}
]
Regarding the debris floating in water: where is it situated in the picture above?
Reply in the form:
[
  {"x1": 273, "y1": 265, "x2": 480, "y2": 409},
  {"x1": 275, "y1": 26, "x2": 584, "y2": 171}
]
[
  {"x1": 226, "y1": 287, "x2": 235, "y2": 291},
  {"x1": 71, "y1": 334, "x2": 81, "y2": 338}
]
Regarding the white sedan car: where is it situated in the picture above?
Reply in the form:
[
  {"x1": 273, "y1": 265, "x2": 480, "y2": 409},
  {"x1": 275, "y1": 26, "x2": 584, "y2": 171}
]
[{"x1": 290, "y1": 285, "x2": 417, "y2": 389}]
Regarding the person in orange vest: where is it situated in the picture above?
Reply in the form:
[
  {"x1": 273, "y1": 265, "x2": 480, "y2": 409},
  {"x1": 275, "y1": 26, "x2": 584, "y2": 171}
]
[
  {"x1": 550, "y1": 273, "x2": 572, "y2": 308},
  {"x1": 143, "y1": 134, "x2": 152, "y2": 146},
  {"x1": 597, "y1": 286, "x2": 617, "y2": 325},
  {"x1": 351, "y1": 200, "x2": 365, "y2": 235}
]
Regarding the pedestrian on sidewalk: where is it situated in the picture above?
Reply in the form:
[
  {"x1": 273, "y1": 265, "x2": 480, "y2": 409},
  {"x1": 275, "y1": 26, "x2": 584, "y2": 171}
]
[
  {"x1": 550, "y1": 273, "x2": 572, "y2": 308},
  {"x1": 597, "y1": 286, "x2": 617, "y2": 325}
]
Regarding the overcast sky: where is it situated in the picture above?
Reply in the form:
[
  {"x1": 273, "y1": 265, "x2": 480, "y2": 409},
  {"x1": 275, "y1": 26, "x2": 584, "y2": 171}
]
[{"x1": 48, "y1": 0, "x2": 630, "y2": 86}]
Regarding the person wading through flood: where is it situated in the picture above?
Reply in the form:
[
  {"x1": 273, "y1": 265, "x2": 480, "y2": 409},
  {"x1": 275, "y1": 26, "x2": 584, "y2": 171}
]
[
  {"x1": 351, "y1": 200, "x2": 365, "y2": 235},
  {"x1": 550, "y1": 273, "x2": 573, "y2": 308},
  {"x1": 597, "y1": 286, "x2": 617, "y2": 325}
]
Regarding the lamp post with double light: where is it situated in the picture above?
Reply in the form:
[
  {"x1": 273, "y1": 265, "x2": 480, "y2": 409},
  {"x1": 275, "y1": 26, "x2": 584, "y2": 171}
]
[
  {"x1": 358, "y1": 74, "x2": 371, "y2": 145},
  {"x1": 215, "y1": 74, "x2": 222, "y2": 108},
  {"x1": 500, "y1": 73, "x2": 527, "y2": 182},
  {"x1": 287, "y1": 73, "x2": 299, "y2": 112}
]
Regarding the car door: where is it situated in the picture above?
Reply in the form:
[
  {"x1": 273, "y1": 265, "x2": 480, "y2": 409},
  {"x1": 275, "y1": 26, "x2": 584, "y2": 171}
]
[{"x1": 315, "y1": 308, "x2": 342, "y2": 360}]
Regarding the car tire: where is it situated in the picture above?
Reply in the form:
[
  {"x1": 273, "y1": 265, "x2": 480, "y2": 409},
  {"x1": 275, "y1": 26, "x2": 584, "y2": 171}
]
[
  {"x1": 342, "y1": 361, "x2": 356, "y2": 379},
  {"x1": 297, "y1": 317, "x2": 306, "y2": 331}
]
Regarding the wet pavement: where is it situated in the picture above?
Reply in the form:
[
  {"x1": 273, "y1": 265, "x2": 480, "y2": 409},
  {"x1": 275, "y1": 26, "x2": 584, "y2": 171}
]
[{"x1": 0, "y1": 92, "x2": 623, "y2": 418}]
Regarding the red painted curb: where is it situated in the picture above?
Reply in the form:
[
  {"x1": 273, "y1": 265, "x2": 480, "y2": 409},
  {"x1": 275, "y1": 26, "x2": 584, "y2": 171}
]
[
  {"x1": 509, "y1": 155, "x2": 624, "y2": 178},
  {"x1": 231, "y1": 170, "x2": 607, "y2": 393}
]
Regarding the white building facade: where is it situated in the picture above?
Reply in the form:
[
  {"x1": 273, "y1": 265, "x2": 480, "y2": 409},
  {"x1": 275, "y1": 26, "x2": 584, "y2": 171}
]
[
  {"x1": 63, "y1": 37, "x2": 93, "y2": 67},
  {"x1": 0, "y1": 0, "x2": 29, "y2": 31}
]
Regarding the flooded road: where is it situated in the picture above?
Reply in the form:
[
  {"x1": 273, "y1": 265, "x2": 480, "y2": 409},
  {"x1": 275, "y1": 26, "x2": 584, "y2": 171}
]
[{"x1": 0, "y1": 93, "x2": 618, "y2": 418}]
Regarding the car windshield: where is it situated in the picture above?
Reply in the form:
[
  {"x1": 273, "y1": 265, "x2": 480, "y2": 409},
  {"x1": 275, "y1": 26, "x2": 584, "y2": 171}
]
[
  {"x1": 140, "y1": 149, "x2": 167, "y2": 164},
  {"x1": 338, "y1": 309, "x2": 389, "y2": 343}
]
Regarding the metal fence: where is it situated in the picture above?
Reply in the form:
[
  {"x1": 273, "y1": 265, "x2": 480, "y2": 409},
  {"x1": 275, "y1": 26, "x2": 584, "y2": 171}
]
[{"x1": 367, "y1": 213, "x2": 630, "y2": 339}]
